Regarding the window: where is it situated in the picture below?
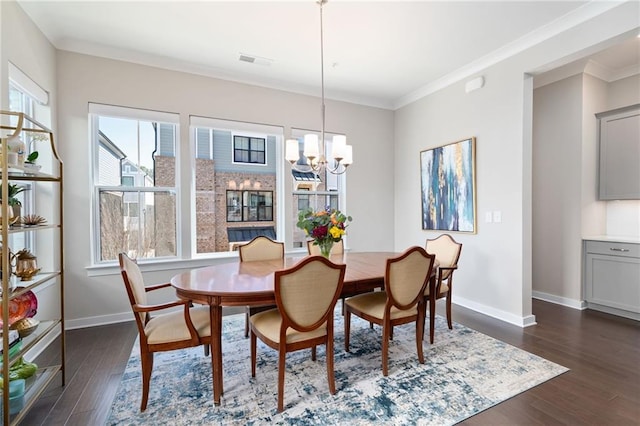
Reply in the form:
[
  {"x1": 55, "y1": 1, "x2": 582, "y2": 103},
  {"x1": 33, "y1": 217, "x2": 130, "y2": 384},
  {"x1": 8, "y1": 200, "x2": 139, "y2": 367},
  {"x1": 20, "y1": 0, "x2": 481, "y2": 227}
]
[
  {"x1": 190, "y1": 116, "x2": 281, "y2": 254},
  {"x1": 8, "y1": 65, "x2": 51, "y2": 254},
  {"x1": 290, "y1": 128, "x2": 347, "y2": 249},
  {"x1": 233, "y1": 135, "x2": 265, "y2": 164},
  {"x1": 90, "y1": 104, "x2": 179, "y2": 263},
  {"x1": 226, "y1": 190, "x2": 273, "y2": 222}
]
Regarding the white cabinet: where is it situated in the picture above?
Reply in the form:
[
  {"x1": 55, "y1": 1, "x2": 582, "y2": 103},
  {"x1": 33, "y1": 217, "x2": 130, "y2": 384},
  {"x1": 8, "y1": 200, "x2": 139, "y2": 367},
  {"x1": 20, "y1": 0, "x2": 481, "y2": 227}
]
[
  {"x1": 0, "y1": 111, "x2": 64, "y2": 425},
  {"x1": 597, "y1": 104, "x2": 640, "y2": 200},
  {"x1": 583, "y1": 239, "x2": 640, "y2": 320}
]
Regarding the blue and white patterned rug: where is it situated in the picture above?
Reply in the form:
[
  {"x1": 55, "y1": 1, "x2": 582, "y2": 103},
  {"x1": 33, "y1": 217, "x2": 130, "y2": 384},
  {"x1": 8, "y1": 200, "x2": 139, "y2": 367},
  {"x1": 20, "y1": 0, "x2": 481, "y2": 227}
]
[{"x1": 107, "y1": 312, "x2": 567, "y2": 425}]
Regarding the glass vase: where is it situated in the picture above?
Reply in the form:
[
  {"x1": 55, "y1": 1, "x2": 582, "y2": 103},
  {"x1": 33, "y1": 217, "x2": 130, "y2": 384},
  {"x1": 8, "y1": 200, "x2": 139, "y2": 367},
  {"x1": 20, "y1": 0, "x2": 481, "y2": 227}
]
[{"x1": 317, "y1": 239, "x2": 334, "y2": 258}]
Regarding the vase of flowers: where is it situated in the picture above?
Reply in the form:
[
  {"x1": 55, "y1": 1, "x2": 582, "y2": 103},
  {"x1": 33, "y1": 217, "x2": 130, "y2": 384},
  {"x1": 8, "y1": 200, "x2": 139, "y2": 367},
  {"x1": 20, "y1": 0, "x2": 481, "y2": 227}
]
[{"x1": 297, "y1": 207, "x2": 352, "y2": 258}]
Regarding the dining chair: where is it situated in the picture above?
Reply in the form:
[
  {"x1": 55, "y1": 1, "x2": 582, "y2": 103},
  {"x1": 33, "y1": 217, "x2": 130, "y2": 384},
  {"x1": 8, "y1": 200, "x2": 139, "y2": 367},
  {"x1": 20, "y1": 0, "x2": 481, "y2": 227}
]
[
  {"x1": 307, "y1": 239, "x2": 344, "y2": 256},
  {"x1": 250, "y1": 255, "x2": 346, "y2": 412},
  {"x1": 118, "y1": 253, "x2": 212, "y2": 411},
  {"x1": 239, "y1": 236, "x2": 285, "y2": 338},
  {"x1": 425, "y1": 234, "x2": 462, "y2": 343},
  {"x1": 344, "y1": 246, "x2": 435, "y2": 376}
]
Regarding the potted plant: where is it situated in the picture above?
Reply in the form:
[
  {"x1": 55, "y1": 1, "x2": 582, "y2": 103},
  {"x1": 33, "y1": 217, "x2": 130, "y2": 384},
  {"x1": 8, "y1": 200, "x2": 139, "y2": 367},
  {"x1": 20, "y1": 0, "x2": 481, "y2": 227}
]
[
  {"x1": 1, "y1": 183, "x2": 27, "y2": 225},
  {"x1": 24, "y1": 151, "x2": 41, "y2": 171}
]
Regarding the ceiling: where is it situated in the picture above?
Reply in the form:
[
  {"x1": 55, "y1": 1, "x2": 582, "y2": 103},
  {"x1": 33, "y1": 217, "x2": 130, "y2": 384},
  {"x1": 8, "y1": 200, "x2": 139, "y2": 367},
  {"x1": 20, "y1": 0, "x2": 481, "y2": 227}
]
[{"x1": 16, "y1": 1, "x2": 640, "y2": 109}]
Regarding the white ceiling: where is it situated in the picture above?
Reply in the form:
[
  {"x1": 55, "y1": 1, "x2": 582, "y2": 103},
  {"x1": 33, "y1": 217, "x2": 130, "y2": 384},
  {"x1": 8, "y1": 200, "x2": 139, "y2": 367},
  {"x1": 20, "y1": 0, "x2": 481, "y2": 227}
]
[{"x1": 16, "y1": 1, "x2": 640, "y2": 109}]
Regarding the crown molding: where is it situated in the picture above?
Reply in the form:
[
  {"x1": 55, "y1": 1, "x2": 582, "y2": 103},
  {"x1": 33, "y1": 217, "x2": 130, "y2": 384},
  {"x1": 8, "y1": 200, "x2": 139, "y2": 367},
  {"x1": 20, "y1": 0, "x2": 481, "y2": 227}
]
[{"x1": 393, "y1": 1, "x2": 624, "y2": 110}]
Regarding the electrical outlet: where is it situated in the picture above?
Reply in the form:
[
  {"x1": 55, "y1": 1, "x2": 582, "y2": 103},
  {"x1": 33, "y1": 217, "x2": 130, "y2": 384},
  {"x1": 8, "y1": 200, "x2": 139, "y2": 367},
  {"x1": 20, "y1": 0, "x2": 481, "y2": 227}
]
[
  {"x1": 493, "y1": 211, "x2": 502, "y2": 223},
  {"x1": 485, "y1": 212, "x2": 493, "y2": 223}
]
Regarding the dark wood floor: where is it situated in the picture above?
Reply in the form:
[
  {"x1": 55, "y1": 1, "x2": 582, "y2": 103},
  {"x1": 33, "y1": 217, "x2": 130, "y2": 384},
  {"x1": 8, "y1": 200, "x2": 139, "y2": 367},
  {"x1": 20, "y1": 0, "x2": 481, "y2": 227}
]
[{"x1": 19, "y1": 299, "x2": 640, "y2": 425}]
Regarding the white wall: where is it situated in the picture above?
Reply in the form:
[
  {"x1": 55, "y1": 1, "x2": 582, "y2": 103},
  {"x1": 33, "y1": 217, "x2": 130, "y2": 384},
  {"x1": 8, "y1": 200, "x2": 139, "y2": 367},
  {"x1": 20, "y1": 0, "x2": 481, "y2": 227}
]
[
  {"x1": 56, "y1": 51, "x2": 395, "y2": 326},
  {"x1": 0, "y1": 1, "x2": 61, "y2": 328},
  {"x1": 394, "y1": 1, "x2": 639, "y2": 326},
  {"x1": 532, "y1": 74, "x2": 586, "y2": 304}
]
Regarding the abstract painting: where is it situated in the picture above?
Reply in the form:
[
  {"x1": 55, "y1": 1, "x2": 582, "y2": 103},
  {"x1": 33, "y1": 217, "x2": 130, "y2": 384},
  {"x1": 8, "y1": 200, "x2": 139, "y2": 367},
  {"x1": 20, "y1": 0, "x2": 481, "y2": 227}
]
[{"x1": 420, "y1": 137, "x2": 476, "y2": 233}]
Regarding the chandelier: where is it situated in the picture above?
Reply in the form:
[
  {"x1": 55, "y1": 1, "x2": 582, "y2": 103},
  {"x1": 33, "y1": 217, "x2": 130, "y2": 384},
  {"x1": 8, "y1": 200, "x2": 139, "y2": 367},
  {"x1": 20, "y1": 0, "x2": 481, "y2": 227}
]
[{"x1": 285, "y1": 0, "x2": 353, "y2": 176}]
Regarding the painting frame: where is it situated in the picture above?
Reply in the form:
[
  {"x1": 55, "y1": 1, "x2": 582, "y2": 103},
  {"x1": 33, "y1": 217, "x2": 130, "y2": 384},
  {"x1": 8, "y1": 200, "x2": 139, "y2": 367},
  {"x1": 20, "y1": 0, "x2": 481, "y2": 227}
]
[{"x1": 420, "y1": 137, "x2": 477, "y2": 234}]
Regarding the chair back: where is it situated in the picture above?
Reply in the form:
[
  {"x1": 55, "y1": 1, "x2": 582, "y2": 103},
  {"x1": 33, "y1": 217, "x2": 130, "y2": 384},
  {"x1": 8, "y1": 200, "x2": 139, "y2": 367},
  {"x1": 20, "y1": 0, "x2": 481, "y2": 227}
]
[
  {"x1": 239, "y1": 236, "x2": 284, "y2": 262},
  {"x1": 307, "y1": 239, "x2": 344, "y2": 256},
  {"x1": 119, "y1": 252, "x2": 148, "y2": 325},
  {"x1": 426, "y1": 234, "x2": 462, "y2": 280},
  {"x1": 275, "y1": 256, "x2": 346, "y2": 332},
  {"x1": 385, "y1": 246, "x2": 435, "y2": 310}
]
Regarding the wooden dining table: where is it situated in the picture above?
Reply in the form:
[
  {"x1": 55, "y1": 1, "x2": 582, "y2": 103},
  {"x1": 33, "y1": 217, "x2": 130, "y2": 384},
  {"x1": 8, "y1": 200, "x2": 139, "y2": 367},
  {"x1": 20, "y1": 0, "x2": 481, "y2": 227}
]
[{"x1": 170, "y1": 251, "x2": 438, "y2": 405}]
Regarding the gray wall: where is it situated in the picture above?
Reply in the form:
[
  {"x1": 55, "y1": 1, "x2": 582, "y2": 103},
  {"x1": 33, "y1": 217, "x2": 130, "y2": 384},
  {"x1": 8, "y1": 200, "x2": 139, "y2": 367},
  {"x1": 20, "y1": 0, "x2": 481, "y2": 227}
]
[
  {"x1": 3, "y1": 0, "x2": 639, "y2": 327},
  {"x1": 56, "y1": 51, "x2": 394, "y2": 326},
  {"x1": 393, "y1": 2, "x2": 639, "y2": 325}
]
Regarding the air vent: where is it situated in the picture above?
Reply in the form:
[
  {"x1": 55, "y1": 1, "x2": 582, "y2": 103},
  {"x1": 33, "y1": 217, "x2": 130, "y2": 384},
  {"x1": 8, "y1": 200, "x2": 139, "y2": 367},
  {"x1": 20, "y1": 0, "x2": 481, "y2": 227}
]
[
  {"x1": 238, "y1": 53, "x2": 273, "y2": 66},
  {"x1": 239, "y1": 55, "x2": 255, "y2": 63}
]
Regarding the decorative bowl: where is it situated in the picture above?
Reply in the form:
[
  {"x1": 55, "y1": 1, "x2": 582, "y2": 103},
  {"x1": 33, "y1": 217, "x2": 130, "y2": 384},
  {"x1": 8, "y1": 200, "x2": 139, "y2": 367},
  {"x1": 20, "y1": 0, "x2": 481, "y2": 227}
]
[{"x1": 10, "y1": 317, "x2": 40, "y2": 338}]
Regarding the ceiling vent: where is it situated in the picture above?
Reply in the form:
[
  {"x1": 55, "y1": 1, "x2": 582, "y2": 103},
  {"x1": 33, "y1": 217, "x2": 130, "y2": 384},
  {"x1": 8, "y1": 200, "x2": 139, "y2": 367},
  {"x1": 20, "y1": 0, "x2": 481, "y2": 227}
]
[{"x1": 238, "y1": 53, "x2": 273, "y2": 66}]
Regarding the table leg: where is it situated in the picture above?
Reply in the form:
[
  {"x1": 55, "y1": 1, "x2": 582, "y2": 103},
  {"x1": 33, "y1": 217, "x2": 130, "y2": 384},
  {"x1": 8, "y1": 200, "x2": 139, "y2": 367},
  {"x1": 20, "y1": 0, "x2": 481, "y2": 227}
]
[
  {"x1": 429, "y1": 276, "x2": 436, "y2": 344},
  {"x1": 210, "y1": 304, "x2": 223, "y2": 404}
]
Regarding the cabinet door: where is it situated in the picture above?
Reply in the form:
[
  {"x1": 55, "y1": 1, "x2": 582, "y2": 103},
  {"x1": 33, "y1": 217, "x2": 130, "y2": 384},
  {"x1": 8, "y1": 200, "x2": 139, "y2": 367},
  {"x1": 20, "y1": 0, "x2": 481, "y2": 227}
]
[
  {"x1": 598, "y1": 106, "x2": 640, "y2": 200},
  {"x1": 585, "y1": 253, "x2": 640, "y2": 313}
]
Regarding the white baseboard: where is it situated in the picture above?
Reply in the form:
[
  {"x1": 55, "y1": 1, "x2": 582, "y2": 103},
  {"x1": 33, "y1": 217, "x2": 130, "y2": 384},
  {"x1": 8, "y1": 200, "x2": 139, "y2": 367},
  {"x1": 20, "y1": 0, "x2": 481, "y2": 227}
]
[
  {"x1": 65, "y1": 311, "x2": 134, "y2": 330},
  {"x1": 453, "y1": 296, "x2": 537, "y2": 328},
  {"x1": 532, "y1": 290, "x2": 587, "y2": 310}
]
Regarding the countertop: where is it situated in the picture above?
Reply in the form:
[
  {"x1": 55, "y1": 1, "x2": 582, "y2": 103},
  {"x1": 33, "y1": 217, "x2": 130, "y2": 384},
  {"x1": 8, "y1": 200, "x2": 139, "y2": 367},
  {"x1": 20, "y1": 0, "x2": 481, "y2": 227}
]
[{"x1": 583, "y1": 235, "x2": 640, "y2": 244}]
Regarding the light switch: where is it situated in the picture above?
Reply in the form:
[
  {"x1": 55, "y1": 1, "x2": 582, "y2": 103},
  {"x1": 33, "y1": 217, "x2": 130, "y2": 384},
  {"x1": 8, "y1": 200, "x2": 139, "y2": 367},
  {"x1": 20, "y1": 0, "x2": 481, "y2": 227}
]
[
  {"x1": 485, "y1": 212, "x2": 493, "y2": 223},
  {"x1": 493, "y1": 211, "x2": 502, "y2": 223}
]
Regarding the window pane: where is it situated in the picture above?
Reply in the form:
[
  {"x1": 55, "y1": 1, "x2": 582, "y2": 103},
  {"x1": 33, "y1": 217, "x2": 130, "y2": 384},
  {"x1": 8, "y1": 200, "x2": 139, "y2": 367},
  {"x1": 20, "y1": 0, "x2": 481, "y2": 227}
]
[
  {"x1": 99, "y1": 189, "x2": 176, "y2": 261},
  {"x1": 193, "y1": 122, "x2": 278, "y2": 253}
]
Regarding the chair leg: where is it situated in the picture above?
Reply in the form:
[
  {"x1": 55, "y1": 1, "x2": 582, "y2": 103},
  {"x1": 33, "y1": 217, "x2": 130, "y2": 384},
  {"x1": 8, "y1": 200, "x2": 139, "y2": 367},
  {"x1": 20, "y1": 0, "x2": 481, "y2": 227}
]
[
  {"x1": 390, "y1": 326, "x2": 394, "y2": 340},
  {"x1": 382, "y1": 320, "x2": 390, "y2": 377},
  {"x1": 326, "y1": 338, "x2": 336, "y2": 395},
  {"x1": 446, "y1": 293, "x2": 453, "y2": 329},
  {"x1": 244, "y1": 307, "x2": 250, "y2": 338},
  {"x1": 250, "y1": 330, "x2": 257, "y2": 377},
  {"x1": 416, "y1": 307, "x2": 425, "y2": 364},
  {"x1": 277, "y1": 346, "x2": 286, "y2": 412},
  {"x1": 311, "y1": 345, "x2": 317, "y2": 361},
  {"x1": 140, "y1": 351, "x2": 154, "y2": 411},
  {"x1": 204, "y1": 344, "x2": 210, "y2": 357},
  {"x1": 344, "y1": 310, "x2": 351, "y2": 352}
]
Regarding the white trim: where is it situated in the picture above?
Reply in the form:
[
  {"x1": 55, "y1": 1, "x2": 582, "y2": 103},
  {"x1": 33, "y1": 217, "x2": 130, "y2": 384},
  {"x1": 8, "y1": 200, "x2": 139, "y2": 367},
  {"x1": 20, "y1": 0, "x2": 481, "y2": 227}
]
[
  {"x1": 89, "y1": 103, "x2": 180, "y2": 124},
  {"x1": 532, "y1": 290, "x2": 587, "y2": 310},
  {"x1": 189, "y1": 115, "x2": 283, "y2": 135},
  {"x1": 454, "y1": 295, "x2": 537, "y2": 328},
  {"x1": 8, "y1": 62, "x2": 49, "y2": 105},
  {"x1": 65, "y1": 311, "x2": 134, "y2": 330}
]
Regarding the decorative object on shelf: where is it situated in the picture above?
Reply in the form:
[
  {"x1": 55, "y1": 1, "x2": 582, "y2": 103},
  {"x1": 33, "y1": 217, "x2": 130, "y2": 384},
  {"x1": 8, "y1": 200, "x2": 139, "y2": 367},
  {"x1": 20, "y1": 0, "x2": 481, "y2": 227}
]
[
  {"x1": 0, "y1": 289, "x2": 38, "y2": 327},
  {"x1": 284, "y1": 0, "x2": 353, "y2": 176},
  {"x1": 297, "y1": 207, "x2": 351, "y2": 258},
  {"x1": 20, "y1": 214, "x2": 46, "y2": 226},
  {"x1": 12, "y1": 249, "x2": 40, "y2": 281},
  {"x1": 10, "y1": 318, "x2": 40, "y2": 338},
  {"x1": 0, "y1": 183, "x2": 28, "y2": 226},
  {"x1": 6, "y1": 135, "x2": 26, "y2": 166},
  {"x1": 420, "y1": 137, "x2": 477, "y2": 233},
  {"x1": 23, "y1": 151, "x2": 42, "y2": 172}
]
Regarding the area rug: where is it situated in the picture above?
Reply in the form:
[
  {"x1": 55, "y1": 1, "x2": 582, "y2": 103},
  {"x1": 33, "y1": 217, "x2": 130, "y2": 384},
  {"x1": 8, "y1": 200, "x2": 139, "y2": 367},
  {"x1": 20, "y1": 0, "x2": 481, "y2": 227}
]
[{"x1": 106, "y1": 312, "x2": 568, "y2": 425}]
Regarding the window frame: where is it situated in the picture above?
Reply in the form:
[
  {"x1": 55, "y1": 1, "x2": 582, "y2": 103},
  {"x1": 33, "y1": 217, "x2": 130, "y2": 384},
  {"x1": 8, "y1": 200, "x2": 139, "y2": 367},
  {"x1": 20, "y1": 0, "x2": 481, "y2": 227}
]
[
  {"x1": 89, "y1": 104, "x2": 181, "y2": 265},
  {"x1": 231, "y1": 133, "x2": 267, "y2": 166}
]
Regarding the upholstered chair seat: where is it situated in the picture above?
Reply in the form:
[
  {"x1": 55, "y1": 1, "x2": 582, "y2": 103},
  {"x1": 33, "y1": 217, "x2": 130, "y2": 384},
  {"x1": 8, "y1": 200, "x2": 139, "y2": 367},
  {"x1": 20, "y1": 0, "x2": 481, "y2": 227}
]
[
  {"x1": 239, "y1": 236, "x2": 285, "y2": 338},
  {"x1": 144, "y1": 308, "x2": 211, "y2": 344},
  {"x1": 118, "y1": 252, "x2": 212, "y2": 411},
  {"x1": 250, "y1": 255, "x2": 346, "y2": 412},
  {"x1": 345, "y1": 246, "x2": 435, "y2": 376},
  {"x1": 424, "y1": 234, "x2": 462, "y2": 343}
]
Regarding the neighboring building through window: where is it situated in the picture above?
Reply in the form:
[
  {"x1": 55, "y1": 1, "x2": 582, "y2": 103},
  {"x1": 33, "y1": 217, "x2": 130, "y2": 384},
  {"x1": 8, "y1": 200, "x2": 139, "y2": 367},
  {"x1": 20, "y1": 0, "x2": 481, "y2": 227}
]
[
  {"x1": 191, "y1": 117, "x2": 279, "y2": 253},
  {"x1": 90, "y1": 104, "x2": 179, "y2": 263},
  {"x1": 233, "y1": 135, "x2": 266, "y2": 164}
]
